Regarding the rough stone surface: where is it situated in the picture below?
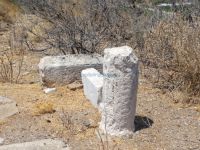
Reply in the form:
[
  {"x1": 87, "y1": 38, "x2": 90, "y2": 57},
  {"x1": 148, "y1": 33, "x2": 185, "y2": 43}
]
[
  {"x1": 81, "y1": 68, "x2": 103, "y2": 107},
  {"x1": 38, "y1": 54, "x2": 102, "y2": 86},
  {"x1": 0, "y1": 97, "x2": 18, "y2": 120},
  {"x1": 0, "y1": 138, "x2": 4, "y2": 145},
  {"x1": 0, "y1": 139, "x2": 70, "y2": 150},
  {"x1": 99, "y1": 46, "x2": 139, "y2": 137}
]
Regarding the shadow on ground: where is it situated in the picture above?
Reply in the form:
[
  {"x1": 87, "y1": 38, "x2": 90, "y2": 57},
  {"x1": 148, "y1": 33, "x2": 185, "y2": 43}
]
[{"x1": 134, "y1": 116, "x2": 153, "y2": 132}]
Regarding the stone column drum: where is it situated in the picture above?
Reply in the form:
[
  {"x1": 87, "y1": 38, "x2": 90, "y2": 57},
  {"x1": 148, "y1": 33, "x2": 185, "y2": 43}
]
[{"x1": 99, "y1": 46, "x2": 139, "y2": 137}]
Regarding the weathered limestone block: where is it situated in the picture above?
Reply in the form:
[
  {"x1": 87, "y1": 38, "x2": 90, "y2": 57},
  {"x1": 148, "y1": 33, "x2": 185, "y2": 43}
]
[
  {"x1": 99, "y1": 46, "x2": 139, "y2": 137},
  {"x1": 0, "y1": 139, "x2": 70, "y2": 150},
  {"x1": 81, "y1": 68, "x2": 103, "y2": 107},
  {"x1": 38, "y1": 54, "x2": 102, "y2": 86},
  {"x1": 0, "y1": 96, "x2": 18, "y2": 120}
]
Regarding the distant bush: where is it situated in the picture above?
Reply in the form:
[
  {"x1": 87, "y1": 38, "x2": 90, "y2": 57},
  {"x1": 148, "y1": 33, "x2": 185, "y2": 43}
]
[
  {"x1": 0, "y1": 0, "x2": 20, "y2": 23},
  {"x1": 141, "y1": 16, "x2": 200, "y2": 96},
  {"x1": 0, "y1": 27, "x2": 24, "y2": 83},
  {"x1": 16, "y1": 0, "x2": 145, "y2": 54},
  {"x1": 0, "y1": 49, "x2": 24, "y2": 83}
]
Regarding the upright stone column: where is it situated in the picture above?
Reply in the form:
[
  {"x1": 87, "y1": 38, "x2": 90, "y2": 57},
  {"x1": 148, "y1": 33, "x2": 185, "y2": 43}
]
[{"x1": 99, "y1": 46, "x2": 139, "y2": 137}]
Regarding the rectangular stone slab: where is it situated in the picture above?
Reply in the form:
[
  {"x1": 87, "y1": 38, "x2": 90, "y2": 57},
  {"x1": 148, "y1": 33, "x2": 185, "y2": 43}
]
[
  {"x1": 0, "y1": 139, "x2": 70, "y2": 150},
  {"x1": 81, "y1": 68, "x2": 103, "y2": 107},
  {"x1": 0, "y1": 96, "x2": 18, "y2": 120},
  {"x1": 38, "y1": 54, "x2": 103, "y2": 86}
]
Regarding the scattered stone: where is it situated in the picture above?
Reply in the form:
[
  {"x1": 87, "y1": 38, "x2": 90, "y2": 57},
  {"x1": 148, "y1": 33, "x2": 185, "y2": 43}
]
[
  {"x1": 82, "y1": 119, "x2": 97, "y2": 128},
  {"x1": 99, "y1": 46, "x2": 139, "y2": 137},
  {"x1": 43, "y1": 88, "x2": 56, "y2": 94},
  {"x1": 0, "y1": 139, "x2": 70, "y2": 150},
  {"x1": 38, "y1": 54, "x2": 102, "y2": 86},
  {"x1": 81, "y1": 68, "x2": 103, "y2": 107},
  {"x1": 67, "y1": 83, "x2": 83, "y2": 91},
  {"x1": 22, "y1": 72, "x2": 30, "y2": 76},
  {"x1": 83, "y1": 111, "x2": 89, "y2": 116},
  {"x1": 82, "y1": 120, "x2": 91, "y2": 128},
  {"x1": 0, "y1": 96, "x2": 18, "y2": 120},
  {"x1": 0, "y1": 138, "x2": 4, "y2": 145}
]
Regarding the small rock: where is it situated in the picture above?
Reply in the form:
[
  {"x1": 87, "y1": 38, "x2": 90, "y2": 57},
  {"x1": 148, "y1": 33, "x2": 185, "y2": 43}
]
[
  {"x1": 22, "y1": 72, "x2": 30, "y2": 76},
  {"x1": 83, "y1": 119, "x2": 97, "y2": 128},
  {"x1": 0, "y1": 96, "x2": 18, "y2": 120},
  {"x1": 43, "y1": 88, "x2": 56, "y2": 94},
  {"x1": 0, "y1": 139, "x2": 70, "y2": 150},
  {"x1": 67, "y1": 83, "x2": 83, "y2": 91},
  {"x1": 83, "y1": 120, "x2": 91, "y2": 128},
  {"x1": 83, "y1": 111, "x2": 88, "y2": 116},
  {"x1": 0, "y1": 138, "x2": 4, "y2": 145}
]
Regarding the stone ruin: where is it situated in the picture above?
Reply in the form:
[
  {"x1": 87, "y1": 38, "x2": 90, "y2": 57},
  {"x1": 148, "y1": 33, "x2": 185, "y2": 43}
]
[
  {"x1": 81, "y1": 68, "x2": 103, "y2": 107},
  {"x1": 38, "y1": 54, "x2": 102, "y2": 86},
  {"x1": 82, "y1": 46, "x2": 139, "y2": 137},
  {"x1": 38, "y1": 46, "x2": 139, "y2": 137}
]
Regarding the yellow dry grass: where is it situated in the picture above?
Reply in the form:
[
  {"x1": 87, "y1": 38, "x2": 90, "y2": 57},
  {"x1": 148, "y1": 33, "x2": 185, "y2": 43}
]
[
  {"x1": 32, "y1": 102, "x2": 55, "y2": 116},
  {"x1": 0, "y1": 120, "x2": 6, "y2": 125},
  {"x1": 196, "y1": 105, "x2": 200, "y2": 112},
  {"x1": 143, "y1": 16, "x2": 200, "y2": 97},
  {"x1": 0, "y1": 0, "x2": 21, "y2": 23}
]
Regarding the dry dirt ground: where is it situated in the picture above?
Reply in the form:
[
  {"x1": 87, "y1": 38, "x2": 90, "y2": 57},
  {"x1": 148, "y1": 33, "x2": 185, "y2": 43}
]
[{"x1": 0, "y1": 53, "x2": 199, "y2": 150}]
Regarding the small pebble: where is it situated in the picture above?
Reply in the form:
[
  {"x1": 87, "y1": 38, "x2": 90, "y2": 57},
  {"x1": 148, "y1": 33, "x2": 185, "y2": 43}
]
[
  {"x1": 0, "y1": 138, "x2": 4, "y2": 144},
  {"x1": 43, "y1": 88, "x2": 56, "y2": 94}
]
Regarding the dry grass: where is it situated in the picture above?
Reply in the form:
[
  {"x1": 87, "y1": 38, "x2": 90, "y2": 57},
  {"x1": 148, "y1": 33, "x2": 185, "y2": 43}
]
[
  {"x1": 0, "y1": 3, "x2": 25, "y2": 83},
  {"x1": 196, "y1": 105, "x2": 200, "y2": 112},
  {"x1": 0, "y1": 0, "x2": 20, "y2": 23},
  {"x1": 32, "y1": 102, "x2": 56, "y2": 116},
  {"x1": 142, "y1": 15, "x2": 200, "y2": 98},
  {"x1": 0, "y1": 47, "x2": 24, "y2": 83},
  {"x1": 0, "y1": 120, "x2": 6, "y2": 125}
]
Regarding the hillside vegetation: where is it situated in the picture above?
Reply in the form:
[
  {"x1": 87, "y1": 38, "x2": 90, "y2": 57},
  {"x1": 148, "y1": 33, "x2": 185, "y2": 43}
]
[{"x1": 0, "y1": 0, "x2": 20, "y2": 23}]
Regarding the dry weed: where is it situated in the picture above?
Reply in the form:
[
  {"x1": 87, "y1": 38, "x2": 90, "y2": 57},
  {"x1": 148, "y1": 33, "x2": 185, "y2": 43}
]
[
  {"x1": 142, "y1": 15, "x2": 200, "y2": 97},
  {"x1": 0, "y1": 24, "x2": 25, "y2": 83},
  {"x1": 0, "y1": 49, "x2": 24, "y2": 83},
  {"x1": 32, "y1": 102, "x2": 55, "y2": 116},
  {"x1": 0, "y1": 0, "x2": 20, "y2": 23}
]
